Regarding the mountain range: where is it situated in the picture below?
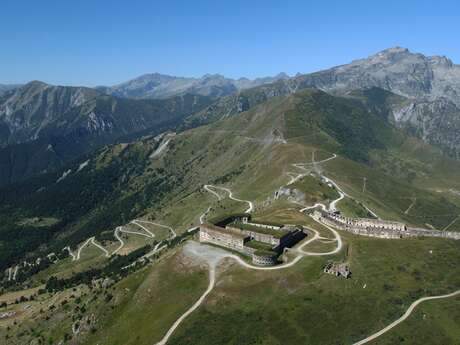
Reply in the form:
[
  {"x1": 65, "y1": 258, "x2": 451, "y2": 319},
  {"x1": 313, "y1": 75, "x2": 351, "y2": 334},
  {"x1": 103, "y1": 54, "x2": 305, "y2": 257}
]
[
  {"x1": 3, "y1": 85, "x2": 459, "y2": 266},
  {"x1": 0, "y1": 83, "x2": 20, "y2": 96},
  {"x1": 293, "y1": 47, "x2": 460, "y2": 157},
  {"x1": 0, "y1": 81, "x2": 212, "y2": 184},
  {"x1": 1, "y1": 47, "x2": 460, "y2": 186},
  {"x1": 186, "y1": 47, "x2": 460, "y2": 158},
  {"x1": 96, "y1": 72, "x2": 290, "y2": 99}
]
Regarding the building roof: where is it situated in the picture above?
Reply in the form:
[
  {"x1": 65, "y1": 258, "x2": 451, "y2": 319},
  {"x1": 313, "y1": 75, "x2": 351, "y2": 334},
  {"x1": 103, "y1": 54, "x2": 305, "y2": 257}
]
[
  {"x1": 201, "y1": 223, "x2": 248, "y2": 240},
  {"x1": 228, "y1": 221, "x2": 289, "y2": 239}
]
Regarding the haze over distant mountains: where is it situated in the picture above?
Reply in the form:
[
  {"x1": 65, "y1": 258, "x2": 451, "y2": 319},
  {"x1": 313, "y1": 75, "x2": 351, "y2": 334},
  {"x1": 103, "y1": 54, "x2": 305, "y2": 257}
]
[
  {"x1": 0, "y1": 83, "x2": 21, "y2": 96},
  {"x1": 96, "y1": 72, "x2": 290, "y2": 99}
]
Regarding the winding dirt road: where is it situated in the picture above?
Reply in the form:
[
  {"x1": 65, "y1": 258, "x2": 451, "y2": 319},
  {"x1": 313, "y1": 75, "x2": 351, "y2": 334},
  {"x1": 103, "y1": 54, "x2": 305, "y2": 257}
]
[
  {"x1": 353, "y1": 289, "x2": 460, "y2": 345},
  {"x1": 69, "y1": 218, "x2": 175, "y2": 260},
  {"x1": 321, "y1": 175, "x2": 346, "y2": 212},
  {"x1": 289, "y1": 153, "x2": 379, "y2": 218},
  {"x1": 154, "y1": 263, "x2": 217, "y2": 345},
  {"x1": 199, "y1": 206, "x2": 212, "y2": 224},
  {"x1": 204, "y1": 184, "x2": 254, "y2": 213},
  {"x1": 154, "y1": 219, "x2": 343, "y2": 345},
  {"x1": 204, "y1": 184, "x2": 223, "y2": 201},
  {"x1": 200, "y1": 183, "x2": 252, "y2": 225},
  {"x1": 75, "y1": 237, "x2": 109, "y2": 260},
  {"x1": 47, "y1": 149, "x2": 456, "y2": 345},
  {"x1": 134, "y1": 219, "x2": 177, "y2": 238},
  {"x1": 130, "y1": 220, "x2": 156, "y2": 237},
  {"x1": 62, "y1": 246, "x2": 76, "y2": 261}
]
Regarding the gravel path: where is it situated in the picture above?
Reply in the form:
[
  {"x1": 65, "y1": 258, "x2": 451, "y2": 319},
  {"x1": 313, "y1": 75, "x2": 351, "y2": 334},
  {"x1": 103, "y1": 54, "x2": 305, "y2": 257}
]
[
  {"x1": 75, "y1": 237, "x2": 109, "y2": 260},
  {"x1": 353, "y1": 289, "x2": 460, "y2": 345},
  {"x1": 135, "y1": 219, "x2": 177, "y2": 238},
  {"x1": 155, "y1": 224, "x2": 343, "y2": 345},
  {"x1": 204, "y1": 184, "x2": 254, "y2": 213}
]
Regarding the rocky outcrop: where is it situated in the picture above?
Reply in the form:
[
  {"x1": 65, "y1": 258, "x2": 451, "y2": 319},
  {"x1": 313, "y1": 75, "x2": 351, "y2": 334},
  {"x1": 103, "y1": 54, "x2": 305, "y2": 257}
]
[
  {"x1": 295, "y1": 47, "x2": 460, "y2": 105},
  {"x1": 0, "y1": 81, "x2": 100, "y2": 146},
  {"x1": 391, "y1": 97, "x2": 460, "y2": 157},
  {"x1": 291, "y1": 47, "x2": 460, "y2": 157}
]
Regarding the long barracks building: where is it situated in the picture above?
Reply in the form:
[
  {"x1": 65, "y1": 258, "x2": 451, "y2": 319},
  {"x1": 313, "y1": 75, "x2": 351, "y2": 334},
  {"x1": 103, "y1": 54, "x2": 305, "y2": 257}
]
[{"x1": 312, "y1": 210, "x2": 460, "y2": 240}]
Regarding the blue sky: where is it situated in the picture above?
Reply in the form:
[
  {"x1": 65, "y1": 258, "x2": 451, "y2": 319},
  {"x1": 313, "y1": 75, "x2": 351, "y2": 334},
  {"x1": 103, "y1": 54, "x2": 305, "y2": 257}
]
[{"x1": 1, "y1": 0, "x2": 459, "y2": 86}]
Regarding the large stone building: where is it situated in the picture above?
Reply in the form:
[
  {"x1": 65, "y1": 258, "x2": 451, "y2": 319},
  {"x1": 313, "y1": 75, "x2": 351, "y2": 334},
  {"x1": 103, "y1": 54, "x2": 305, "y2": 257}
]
[
  {"x1": 199, "y1": 215, "x2": 306, "y2": 266},
  {"x1": 199, "y1": 224, "x2": 247, "y2": 251}
]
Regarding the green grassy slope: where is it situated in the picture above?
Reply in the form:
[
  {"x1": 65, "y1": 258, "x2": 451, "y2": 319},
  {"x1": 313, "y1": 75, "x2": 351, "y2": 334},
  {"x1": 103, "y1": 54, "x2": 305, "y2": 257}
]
[
  {"x1": 82, "y1": 250, "x2": 208, "y2": 345},
  {"x1": 0, "y1": 248, "x2": 208, "y2": 345},
  {"x1": 323, "y1": 156, "x2": 460, "y2": 228},
  {"x1": 373, "y1": 296, "x2": 460, "y2": 344},
  {"x1": 290, "y1": 174, "x2": 340, "y2": 205},
  {"x1": 166, "y1": 231, "x2": 460, "y2": 345},
  {"x1": 1, "y1": 86, "x2": 460, "y2": 344},
  {"x1": 2, "y1": 87, "x2": 460, "y2": 271}
]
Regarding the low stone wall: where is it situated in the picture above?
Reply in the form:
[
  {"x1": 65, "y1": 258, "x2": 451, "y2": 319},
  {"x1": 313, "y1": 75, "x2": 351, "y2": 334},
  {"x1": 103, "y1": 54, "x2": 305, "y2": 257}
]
[{"x1": 242, "y1": 246, "x2": 256, "y2": 256}]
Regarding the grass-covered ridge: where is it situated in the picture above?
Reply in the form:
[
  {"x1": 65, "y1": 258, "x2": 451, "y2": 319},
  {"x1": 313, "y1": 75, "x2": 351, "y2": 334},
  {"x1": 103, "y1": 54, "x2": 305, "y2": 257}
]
[{"x1": 283, "y1": 89, "x2": 402, "y2": 162}]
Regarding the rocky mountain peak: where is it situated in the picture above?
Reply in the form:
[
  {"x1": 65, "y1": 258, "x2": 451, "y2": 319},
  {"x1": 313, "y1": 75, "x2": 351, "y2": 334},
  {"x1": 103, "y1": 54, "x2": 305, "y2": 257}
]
[
  {"x1": 274, "y1": 72, "x2": 289, "y2": 79},
  {"x1": 14, "y1": 80, "x2": 50, "y2": 96},
  {"x1": 202, "y1": 73, "x2": 226, "y2": 80},
  {"x1": 365, "y1": 46, "x2": 415, "y2": 65},
  {"x1": 26, "y1": 80, "x2": 49, "y2": 88},
  {"x1": 98, "y1": 72, "x2": 291, "y2": 100},
  {"x1": 429, "y1": 55, "x2": 454, "y2": 68},
  {"x1": 378, "y1": 46, "x2": 410, "y2": 55}
]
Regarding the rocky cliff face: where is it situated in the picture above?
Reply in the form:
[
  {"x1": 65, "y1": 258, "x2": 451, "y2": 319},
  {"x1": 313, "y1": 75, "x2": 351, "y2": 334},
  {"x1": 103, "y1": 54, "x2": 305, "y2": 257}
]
[
  {"x1": 295, "y1": 47, "x2": 460, "y2": 105},
  {"x1": 0, "y1": 81, "x2": 100, "y2": 146},
  {"x1": 292, "y1": 48, "x2": 460, "y2": 156},
  {"x1": 391, "y1": 97, "x2": 460, "y2": 158},
  {"x1": 97, "y1": 72, "x2": 290, "y2": 100}
]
